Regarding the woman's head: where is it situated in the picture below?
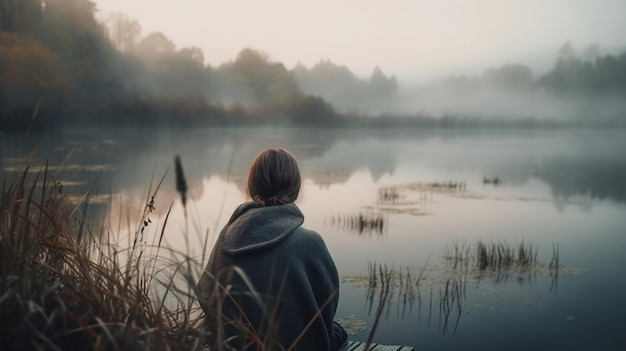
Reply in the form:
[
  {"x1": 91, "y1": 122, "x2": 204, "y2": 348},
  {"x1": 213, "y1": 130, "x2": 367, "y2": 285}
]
[{"x1": 246, "y1": 148, "x2": 301, "y2": 206}]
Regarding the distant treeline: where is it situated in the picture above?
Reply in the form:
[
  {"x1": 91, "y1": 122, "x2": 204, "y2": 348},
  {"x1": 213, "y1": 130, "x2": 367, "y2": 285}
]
[
  {"x1": 1, "y1": 1, "x2": 625, "y2": 130},
  {"x1": 430, "y1": 43, "x2": 626, "y2": 99}
]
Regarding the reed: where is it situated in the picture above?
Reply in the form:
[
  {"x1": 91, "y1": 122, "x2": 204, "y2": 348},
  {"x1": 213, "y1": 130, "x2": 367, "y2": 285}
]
[
  {"x1": 410, "y1": 180, "x2": 466, "y2": 191},
  {"x1": 482, "y1": 177, "x2": 501, "y2": 185},
  {"x1": 329, "y1": 211, "x2": 387, "y2": 237},
  {"x1": 0, "y1": 160, "x2": 211, "y2": 350},
  {"x1": 445, "y1": 239, "x2": 541, "y2": 271},
  {"x1": 549, "y1": 242, "x2": 560, "y2": 294},
  {"x1": 377, "y1": 186, "x2": 400, "y2": 205},
  {"x1": 427, "y1": 181, "x2": 466, "y2": 190},
  {"x1": 438, "y1": 277, "x2": 463, "y2": 336},
  {"x1": 476, "y1": 239, "x2": 538, "y2": 270},
  {"x1": 362, "y1": 258, "x2": 466, "y2": 336},
  {"x1": 363, "y1": 259, "x2": 431, "y2": 321}
]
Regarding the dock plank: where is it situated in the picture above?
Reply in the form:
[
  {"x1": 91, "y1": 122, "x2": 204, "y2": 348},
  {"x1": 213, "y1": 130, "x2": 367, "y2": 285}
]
[{"x1": 339, "y1": 340, "x2": 415, "y2": 351}]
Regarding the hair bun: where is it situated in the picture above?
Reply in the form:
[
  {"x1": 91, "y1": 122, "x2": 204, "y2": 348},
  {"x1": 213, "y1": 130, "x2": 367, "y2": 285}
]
[{"x1": 267, "y1": 195, "x2": 286, "y2": 206}]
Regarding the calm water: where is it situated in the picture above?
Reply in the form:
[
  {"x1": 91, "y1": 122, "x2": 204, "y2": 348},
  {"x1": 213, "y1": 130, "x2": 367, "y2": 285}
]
[{"x1": 2, "y1": 127, "x2": 626, "y2": 350}]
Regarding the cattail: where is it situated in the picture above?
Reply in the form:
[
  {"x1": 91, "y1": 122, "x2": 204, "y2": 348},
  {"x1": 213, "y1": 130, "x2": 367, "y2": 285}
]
[{"x1": 174, "y1": 155, "x2": 188, "y2": 208}]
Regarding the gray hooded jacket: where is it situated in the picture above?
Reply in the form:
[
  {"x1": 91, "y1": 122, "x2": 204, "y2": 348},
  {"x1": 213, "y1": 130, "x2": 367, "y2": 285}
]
[{"x1": 198, "y1": 201, "x2": 339, "y2": 351}]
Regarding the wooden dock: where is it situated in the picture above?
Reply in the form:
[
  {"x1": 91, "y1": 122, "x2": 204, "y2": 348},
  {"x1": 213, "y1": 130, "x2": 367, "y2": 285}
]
[{"x1": 339, "y1": 340, "x2": 415, "y2": 351}]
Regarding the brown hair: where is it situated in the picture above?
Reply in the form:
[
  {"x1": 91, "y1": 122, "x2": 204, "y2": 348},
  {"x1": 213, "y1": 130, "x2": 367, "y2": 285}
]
[{"x1": 246, "y1": 148, "x2": 301, "y2": 206}]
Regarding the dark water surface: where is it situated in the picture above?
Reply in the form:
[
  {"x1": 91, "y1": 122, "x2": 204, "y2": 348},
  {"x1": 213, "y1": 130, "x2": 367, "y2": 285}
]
[{"x1": 2, "y1": 127, "x2": 625, "y2": 350}]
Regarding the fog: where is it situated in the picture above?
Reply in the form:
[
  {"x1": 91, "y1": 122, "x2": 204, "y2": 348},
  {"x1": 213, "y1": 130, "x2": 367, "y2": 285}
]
[
  {"x1": 391, "y1": 73, "x2": 626, "y2": 123},
  {"x1": 1, "y1": 0, "x2": 625, "y2": 129},
  {"x1": 95, "y1": 0, "x2": 626, "y2": 125},
  {"x1": 291, "y1": 54, "x2": 626, "y2": 124},
  {"x1": 93, "y1": 0, "x2": 626, "y2": 82}
]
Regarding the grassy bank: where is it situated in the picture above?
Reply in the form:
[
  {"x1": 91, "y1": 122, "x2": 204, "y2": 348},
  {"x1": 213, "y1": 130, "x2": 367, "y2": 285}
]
[{"x1": 0, "y1": 161, "x2": 212, "y2": 350}]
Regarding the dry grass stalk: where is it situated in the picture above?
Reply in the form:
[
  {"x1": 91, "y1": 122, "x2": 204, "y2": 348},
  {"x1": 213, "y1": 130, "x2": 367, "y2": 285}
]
[{"x1": 0, "y1": 160, "x2": 210, "y2": 350}]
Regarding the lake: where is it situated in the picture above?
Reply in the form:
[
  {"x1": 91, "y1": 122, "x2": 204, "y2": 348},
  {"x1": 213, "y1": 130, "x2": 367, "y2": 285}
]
[{"x1": 2, "y1": 127, "x2": 625, "y2": 350}]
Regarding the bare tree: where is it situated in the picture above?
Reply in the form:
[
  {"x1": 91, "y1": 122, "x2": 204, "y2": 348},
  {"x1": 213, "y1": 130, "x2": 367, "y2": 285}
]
[{"x1": 105, "y1": 12, "x2": 140, "y2": 52}]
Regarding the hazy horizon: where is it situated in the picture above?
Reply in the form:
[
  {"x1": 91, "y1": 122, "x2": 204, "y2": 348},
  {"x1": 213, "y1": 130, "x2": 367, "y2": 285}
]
[{"x1": 93, "y1": 0, "x2": 626, "y2": 84}]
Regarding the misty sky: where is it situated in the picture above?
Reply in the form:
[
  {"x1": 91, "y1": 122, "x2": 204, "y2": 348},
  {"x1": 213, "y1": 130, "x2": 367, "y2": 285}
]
[{"x1": 93, "y1": 0, "x2": 626, "y2": 83}]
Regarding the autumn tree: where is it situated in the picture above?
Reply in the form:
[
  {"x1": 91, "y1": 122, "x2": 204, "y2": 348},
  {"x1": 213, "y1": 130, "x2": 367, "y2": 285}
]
[
  {"x1": 0, "y1": 0, "x2": 42, "y2": 33},
  {"x1": 0, "y1": 32, "x2": 68, "y2": 126}
]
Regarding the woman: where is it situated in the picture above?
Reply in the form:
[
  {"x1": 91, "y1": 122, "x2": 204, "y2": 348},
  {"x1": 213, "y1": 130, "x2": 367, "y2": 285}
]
[{"x1": 197, "y1": 147, "x2": 347, "y2": 351}]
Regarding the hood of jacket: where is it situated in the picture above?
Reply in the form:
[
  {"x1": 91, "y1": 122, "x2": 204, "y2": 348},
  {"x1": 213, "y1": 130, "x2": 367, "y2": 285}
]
[{"x1": 218, "y1": 201, "x2": 304, "y2": 256}]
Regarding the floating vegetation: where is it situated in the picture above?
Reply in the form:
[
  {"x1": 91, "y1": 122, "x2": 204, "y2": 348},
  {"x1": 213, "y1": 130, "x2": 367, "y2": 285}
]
[
  {"x1": 328, "y1": 211, "x2": 387, "y2": 237},
  {"x1": 363, "y1": 205, "x2": 427, "y2": 217},
  {"x1": 378, "y1": 186, "x2": 401, "y2": 205},
  {"x1": 426, "y1": 181, "x2": 466, "y2": 191},
  {"x1": 403, "y1": 180, "x2": 467, "y2": 192},
  {"x1": 335, "y1": 314, "x2": 367, "y2": 336},
  {"x1": 393, "y1": 180, "x2": 468, "y2": 205},
  {"x1": 378, "y1": 181, "x2": 468, "y2": 205},
  {"x1": 483, "y1": 176, "x2": 501, "y2": 185},
  {"x1": 356, "y1": 180, "x2": 471, "y2": 220}
]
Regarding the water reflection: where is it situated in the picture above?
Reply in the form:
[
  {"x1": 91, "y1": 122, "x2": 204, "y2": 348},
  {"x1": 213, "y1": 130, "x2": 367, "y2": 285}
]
[
  {"x1": 346, "y1": 260, "x2": 467, "y2": 337},
  {"x1": 343, "y1": 238, "x2": 567, "y2": 337},
  {"x1": 438, "y1": 277, "x2": 464, "y2": 337},
  {"x1": 2, "y1": 128, "x2": 626, "y2": 207}
]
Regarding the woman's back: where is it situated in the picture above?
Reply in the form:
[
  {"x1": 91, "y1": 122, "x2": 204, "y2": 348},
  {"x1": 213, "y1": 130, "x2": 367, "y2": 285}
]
[
  {"x1": 197, "y1": 148, "x2": 346, "y2": 351},
  {"x1": 200, "y1": 201, "x2": 338, "y2": 350}
]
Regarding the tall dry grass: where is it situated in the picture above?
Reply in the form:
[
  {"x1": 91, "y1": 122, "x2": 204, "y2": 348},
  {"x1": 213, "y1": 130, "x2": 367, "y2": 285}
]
[{"x1": 0, "y1": 160, "x2": 211, "y2": 350}]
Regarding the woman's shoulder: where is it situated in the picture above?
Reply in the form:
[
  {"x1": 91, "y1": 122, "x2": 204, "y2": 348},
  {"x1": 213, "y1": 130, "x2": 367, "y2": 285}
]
[{"x1": 288, "y1": 227, "x2": 330, "y2": 253}]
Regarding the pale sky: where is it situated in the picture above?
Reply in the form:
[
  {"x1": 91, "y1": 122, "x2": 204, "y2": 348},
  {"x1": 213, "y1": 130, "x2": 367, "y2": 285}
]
[{"x1": 93, "y1": 0, "x2": 626, "y2": 83}]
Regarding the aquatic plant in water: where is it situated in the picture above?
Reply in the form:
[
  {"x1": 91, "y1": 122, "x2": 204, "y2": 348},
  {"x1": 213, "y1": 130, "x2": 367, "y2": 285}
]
[{"x1": 328, "y1": 211, "x2": 387, "y2": 237}]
